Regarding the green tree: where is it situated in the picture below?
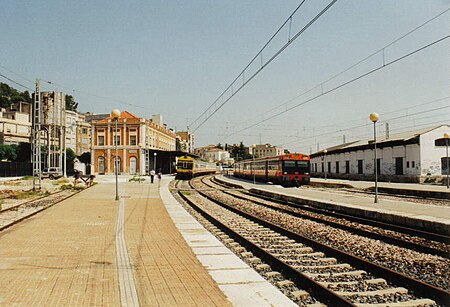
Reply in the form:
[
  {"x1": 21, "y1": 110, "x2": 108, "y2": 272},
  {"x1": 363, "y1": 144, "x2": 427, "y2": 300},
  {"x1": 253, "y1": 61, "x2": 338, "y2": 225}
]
[
  {"x1": 284, "y1": 149, "x2": 290, "y2": 154},
  {"x1": 66, "y1": 148, "x2": 76, "y2": 162},
  {"x1": 216, "y1": 143, "x2": 223, "y2": 149},
  {"x1": 15, "y1": 142, "x2": 31, "y2": 162},
  {"x1": 0, "y1": 144, "x2": 18, "y2": 161},
  {"x1": 230, "y1": 142, "x2": 252, "y2": 161},
  {"x1": 78, "y1": 152, "x2": 91, "y2": 165},
  {"x1": 65, "y1": 95, "x2": 78, "y2": 111},
  {"x1": 0, "y1": 82, "x2": 31, "y2": 108}
]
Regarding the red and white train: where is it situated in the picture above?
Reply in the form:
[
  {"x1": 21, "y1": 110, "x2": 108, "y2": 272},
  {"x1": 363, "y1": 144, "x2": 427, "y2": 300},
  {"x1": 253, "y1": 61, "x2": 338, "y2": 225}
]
[{"x1": 233, "y1": 154, "x2": 310, "y2": 187}]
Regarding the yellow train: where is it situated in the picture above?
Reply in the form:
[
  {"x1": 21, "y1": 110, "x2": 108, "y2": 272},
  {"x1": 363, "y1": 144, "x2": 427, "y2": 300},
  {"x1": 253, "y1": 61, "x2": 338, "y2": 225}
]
[{"x1": 176, "y1": 155, "x2": 217, "y2": 179}]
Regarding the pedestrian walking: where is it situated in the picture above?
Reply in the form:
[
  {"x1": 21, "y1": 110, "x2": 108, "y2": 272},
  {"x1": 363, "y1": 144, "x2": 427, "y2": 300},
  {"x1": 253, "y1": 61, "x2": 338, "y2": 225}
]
[
  {"x1": 157, "y1": 169, "x2": 162, "y2": 180},
  {"x1": 150, "y1": 169, "x2": 155, "y2": 183}
]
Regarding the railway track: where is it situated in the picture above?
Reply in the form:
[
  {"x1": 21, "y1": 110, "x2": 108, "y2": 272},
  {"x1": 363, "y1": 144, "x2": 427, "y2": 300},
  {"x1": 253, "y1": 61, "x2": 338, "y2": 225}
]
[
  {"x1": 0, "y1": 188, "x2": 83, "y2": 232},
  {"x1": 205, "y1": 176, "x2": 449, "y2": 258},
  {"x1": 173, "y1": 177, "x2": 449, "y2": 306}
]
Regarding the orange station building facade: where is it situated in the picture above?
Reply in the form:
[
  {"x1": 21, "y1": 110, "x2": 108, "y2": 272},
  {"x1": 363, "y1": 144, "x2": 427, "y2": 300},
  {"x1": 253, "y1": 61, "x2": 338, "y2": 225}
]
[{"x1": 91, "y1": 111, "x2": 176, "y2": 175}]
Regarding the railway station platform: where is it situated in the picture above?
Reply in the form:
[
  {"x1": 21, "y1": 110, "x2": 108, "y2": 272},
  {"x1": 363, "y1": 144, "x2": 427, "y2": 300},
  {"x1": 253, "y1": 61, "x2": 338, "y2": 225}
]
[
  {"x1": 217, "y1": 175, "x2": 450, "y2": 235},
  {"x1": 310, "y1": 177, "x2": 450, "y2": 199},
  {"x1": 0, "y1": 175, "x2": 296, "y2": 306}
]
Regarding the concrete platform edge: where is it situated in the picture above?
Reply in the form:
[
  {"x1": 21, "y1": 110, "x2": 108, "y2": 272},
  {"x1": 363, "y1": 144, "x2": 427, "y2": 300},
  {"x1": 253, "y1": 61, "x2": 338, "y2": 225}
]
[
  {"x1": 216, "y1": 176, "x2": 450, "y2": 235},
  {"x1": 159, "y1": 177, "x2": 297, "y2": 307}
]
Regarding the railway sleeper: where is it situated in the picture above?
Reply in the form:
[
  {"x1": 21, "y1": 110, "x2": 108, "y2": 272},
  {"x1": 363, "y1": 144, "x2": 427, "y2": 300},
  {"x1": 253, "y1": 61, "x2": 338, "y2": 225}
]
[
  {"x1": 319, "y1": 278, "x2": 387, "y2": 289},
  {"x1": 294, "y1": 263, "x2": 352, "y2": 270},
  {"x1": 304, "y1": 269, "x2": 367, "y2": 279},
  {"x1": 286, "y1": 257, "x2": 337, "y2": 265},
  {"x1": 356, "y1": 298, "x2": 437, "y2": 307},
  {"x1": 290, "y1": 290, "x2": 311, "y2": 300},
  {"x1": 336, "y1": 287, "x2": 408, "y2": 297}
]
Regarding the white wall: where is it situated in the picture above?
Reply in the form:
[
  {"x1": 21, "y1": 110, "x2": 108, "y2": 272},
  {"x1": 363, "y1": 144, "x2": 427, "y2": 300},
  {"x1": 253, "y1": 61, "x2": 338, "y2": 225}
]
[{"x1": 420, "y1": 125, "x2": 450, "y2": 176}]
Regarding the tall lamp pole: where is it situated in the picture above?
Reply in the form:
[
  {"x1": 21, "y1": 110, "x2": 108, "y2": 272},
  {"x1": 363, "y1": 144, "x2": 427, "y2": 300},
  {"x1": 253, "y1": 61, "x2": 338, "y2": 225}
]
[
  {"x1": 323, "y1": 149, "x2": 328, "y2": 180},
  {"x1": 370, "y1": 113, "x2": 380, "y2": 203},
  {"x1": 111, "y1": 109, "x2": 121, "y2": 201},
  {"x1": 153, "y1": 152, "x2": 157, "y2": 171},
  {"x1": 444, "y1": 133, "x2": 449, "y2": 189}
]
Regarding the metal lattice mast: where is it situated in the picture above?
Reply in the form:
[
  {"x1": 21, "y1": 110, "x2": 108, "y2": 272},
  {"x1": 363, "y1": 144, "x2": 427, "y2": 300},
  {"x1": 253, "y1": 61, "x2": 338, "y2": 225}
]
[{"x1": 32, "y1": 80, "x2": 42, "y2": 190}]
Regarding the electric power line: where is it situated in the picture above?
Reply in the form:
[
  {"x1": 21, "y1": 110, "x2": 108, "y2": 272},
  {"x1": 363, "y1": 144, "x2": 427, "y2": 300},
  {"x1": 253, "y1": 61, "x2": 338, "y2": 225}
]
[
  {"x1": 221, "y1": 34, "x2": 450, "y2": 142},
  {"x1": 190, "y1": 0, "x2": 339, "y2": 132}
]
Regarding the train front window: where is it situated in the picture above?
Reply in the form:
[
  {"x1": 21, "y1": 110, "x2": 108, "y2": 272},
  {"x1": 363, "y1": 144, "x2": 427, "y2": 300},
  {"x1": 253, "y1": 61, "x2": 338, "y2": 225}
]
[
  {"x1": 297, "y1": 161, "x2": 310, "y2": 174},
  {"x1": 282, "y1": 160, "x2": 310, "y2": 174},
  {"x1": 179, "y1": 162, "x2": 193, "y2": 169}
]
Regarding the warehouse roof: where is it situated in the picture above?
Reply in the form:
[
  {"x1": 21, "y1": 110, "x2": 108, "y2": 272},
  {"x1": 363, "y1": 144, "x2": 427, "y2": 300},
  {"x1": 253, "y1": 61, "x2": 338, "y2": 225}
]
[{"x1": 311, "y1": 125, "x2": 449, "y2": 158}]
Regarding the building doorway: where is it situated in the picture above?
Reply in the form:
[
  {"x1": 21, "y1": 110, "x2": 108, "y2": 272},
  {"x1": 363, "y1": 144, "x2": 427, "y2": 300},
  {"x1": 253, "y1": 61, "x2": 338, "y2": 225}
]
[
  {"x1": 130, "y1": 157, "x2": 137, "y2": 174},
  {"x1": 98, "y1": 157, "x2": 105, "y2": 174},
  {"x1": 395, "y1": 157, "x2": 403, "y2": 175}
]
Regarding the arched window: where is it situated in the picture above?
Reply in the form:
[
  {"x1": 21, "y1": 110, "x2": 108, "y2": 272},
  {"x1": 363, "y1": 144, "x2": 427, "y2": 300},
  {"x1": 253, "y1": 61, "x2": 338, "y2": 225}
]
[{"x1": 130, "y1": 157, "x2": 137, "y2": 174}]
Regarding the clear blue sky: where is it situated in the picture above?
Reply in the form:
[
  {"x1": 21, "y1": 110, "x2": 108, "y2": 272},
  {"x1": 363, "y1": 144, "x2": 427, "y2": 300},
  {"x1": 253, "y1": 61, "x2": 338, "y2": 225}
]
[{"x1": 1, "y1": 1, "x2": 449, "y2": 152}]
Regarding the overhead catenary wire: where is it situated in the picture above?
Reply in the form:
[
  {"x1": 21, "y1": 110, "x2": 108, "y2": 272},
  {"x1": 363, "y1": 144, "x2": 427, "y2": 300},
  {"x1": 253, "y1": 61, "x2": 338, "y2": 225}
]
[
  {"x1": 221, "y1": 34, "x2": 450, "y2": 142},
  {"x1": 189, "y1": 0, "x2": 339, "y2": 132},
  {"x1": 252, "y1": 7, "x2": 450, "y2": 121},
  {"x1": 0, "y1": 72, "x2": 33, "y2": 91}
]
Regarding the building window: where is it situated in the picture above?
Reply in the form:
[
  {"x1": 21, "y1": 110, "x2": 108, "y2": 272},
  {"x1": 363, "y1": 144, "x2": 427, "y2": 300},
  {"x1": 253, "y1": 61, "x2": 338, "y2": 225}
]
[
  {"x1": 321, "y1": 162, "x2": 324, "y2": 173},
  {"x1": 114, "y1": 135, "x2": 120, "y2": 146},
  {"x1": 358, "y1": 160, "x2": 363, "y2": 174},
  {"x1": 335, "y1": 161, "x2": 339, "y2": 174},
  {"x1": 327, "y1": 162, "x2": 331, "y2": 173},
  {"x1": 82, "y1": 128, "x2": 87, "y2": 134},
  {"x1": 407, "y1": 161, "x2": 410, "y2": 168},
  {"x1": 130, "y1": 135, "x2": 137, "y2": 146},
  {"x1": 377, "y1": 158, "x2": 381, "y2": 175},
  {"x1": 345, "y1": 161, "x2": 350, "y2": 174},
  {"x1": 442, "y1": 157, "x2": 449, "y2": 175},
  {"x1": 98, "y1": 135, "x2": 104, "y2": 146},
  {"x1": 411, "y1": 161, "x2": 415, "y2": 168}
]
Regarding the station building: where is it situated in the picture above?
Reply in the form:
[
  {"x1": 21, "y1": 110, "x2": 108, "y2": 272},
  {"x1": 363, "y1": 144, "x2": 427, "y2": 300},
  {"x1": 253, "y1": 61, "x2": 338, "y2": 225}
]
[
  {"x1": 91, "y1": 111, "x2": 176, "y2": 175},
  {"x1": 310, "y1": 125, "x2": 450, "y2": 183}
]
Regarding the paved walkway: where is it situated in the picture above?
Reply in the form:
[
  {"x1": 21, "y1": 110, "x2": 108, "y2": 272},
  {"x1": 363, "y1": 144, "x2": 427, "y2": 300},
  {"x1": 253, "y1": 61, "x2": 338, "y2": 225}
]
[
  {"x1": 0, "y1": 178, "x2": 231, "y2": 306},
  {"x1": 311, "y1": 177, "x2": 449, "y2": 192}
]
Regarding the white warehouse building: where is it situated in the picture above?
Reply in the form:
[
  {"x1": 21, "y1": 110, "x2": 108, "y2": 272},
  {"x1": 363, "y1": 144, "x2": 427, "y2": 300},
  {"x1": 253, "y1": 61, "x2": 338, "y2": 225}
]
[{"x1": 310, "y1": 125, "x2": 449, "y2": 183}]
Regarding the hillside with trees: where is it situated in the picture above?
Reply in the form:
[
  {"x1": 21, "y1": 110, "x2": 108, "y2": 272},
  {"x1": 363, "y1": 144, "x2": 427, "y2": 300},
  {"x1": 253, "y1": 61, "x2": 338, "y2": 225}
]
[{"x1": 0, "y1": 82, "x2": 32, "y2": 108}]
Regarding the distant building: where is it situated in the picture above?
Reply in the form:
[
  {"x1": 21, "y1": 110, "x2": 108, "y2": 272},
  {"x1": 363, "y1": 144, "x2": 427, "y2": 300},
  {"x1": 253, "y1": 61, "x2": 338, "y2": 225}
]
[
  {"x1": 250, "y1": 144, "x2": 284, "y2": 158},
  {"x1": 0, "y1": 102, "x2": 32, "y2": 145},
  {"x1": 176, "y1": 131, "x2": 194, "y2": 153},
  {"x1": 91, "y1": 111, "x2": 176, "y2": 175},
  {"x1": 193, "y1": 145, "x2": 232, "y2": 164},
  {"x1": 310, "y1": 125, "x2": 450, "y2": 183},
  {"x1": 64, "y1": 110, "x2": 91, "y2": 155}
]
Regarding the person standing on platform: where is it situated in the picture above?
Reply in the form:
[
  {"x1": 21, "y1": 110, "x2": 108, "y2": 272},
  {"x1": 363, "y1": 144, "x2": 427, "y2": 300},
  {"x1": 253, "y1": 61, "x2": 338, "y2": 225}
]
[
  {"x1": 157, "y1": 169, "x2": 162, "y2": 181},
  {"x1": 150, "y1": 169, "x2": 155, "y2": 183}
]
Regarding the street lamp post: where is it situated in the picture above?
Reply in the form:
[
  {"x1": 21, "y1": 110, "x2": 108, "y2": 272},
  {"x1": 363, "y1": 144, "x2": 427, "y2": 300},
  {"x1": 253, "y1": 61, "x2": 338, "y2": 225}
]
[
  {"x1": 370, "y1": 113, "x2": 380, "y2": 203},
  {"x1": 323, "y1": 149, "x2": 328, "y2": 180},
  {"x1": 111, "y1": 109, "x2": 121, "y2": 201},
  {"x1": 444, "y1": 133, "x2": 449, "y2": 189},
  {"x1": 153, "y1": 152, "x2": 157, "y2": 171}
]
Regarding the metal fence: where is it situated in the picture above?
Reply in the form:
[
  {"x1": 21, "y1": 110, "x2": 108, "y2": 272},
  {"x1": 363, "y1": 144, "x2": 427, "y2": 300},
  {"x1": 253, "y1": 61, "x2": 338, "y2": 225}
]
[{"x1": 0, "y1": 162, "x2": 32, "y2": 177}]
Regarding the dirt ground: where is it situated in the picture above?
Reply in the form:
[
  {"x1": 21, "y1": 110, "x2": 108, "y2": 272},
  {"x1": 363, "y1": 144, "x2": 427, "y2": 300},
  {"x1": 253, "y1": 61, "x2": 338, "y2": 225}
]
[{"x1": 0, "y1": 177, "x2": 73, "y2": 210}]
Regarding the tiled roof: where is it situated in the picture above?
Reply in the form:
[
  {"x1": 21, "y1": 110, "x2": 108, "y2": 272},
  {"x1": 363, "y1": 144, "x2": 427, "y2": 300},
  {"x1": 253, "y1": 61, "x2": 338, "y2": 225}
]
[
  {"x1": 95, "y1": 111, "x2": 140, "y2": 123},
  {"x1": 313, "y1": 125, "x2": 449, "y2": 155}
]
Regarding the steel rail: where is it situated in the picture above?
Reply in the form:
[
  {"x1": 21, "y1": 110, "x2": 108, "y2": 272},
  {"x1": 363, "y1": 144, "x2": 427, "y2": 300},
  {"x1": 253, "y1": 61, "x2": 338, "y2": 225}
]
[
  {"x1": 214, "y1": 176, "x2": 449, "y2": 242},
  {"x1": 0, "y1": 190, "x2": 66, "y2": 214},
  {"x1": 190, "y1": 179, "x2": 449, "y2": 306},
  {"x1": 222, "y1": 188, "x2": 448, "y2": 258},
  {"x1": 0, "y1": 188, "x2": 88, "y2": 232},
  {"x1": 178, "y1": 186, "x2": 356, "y2": 306}
]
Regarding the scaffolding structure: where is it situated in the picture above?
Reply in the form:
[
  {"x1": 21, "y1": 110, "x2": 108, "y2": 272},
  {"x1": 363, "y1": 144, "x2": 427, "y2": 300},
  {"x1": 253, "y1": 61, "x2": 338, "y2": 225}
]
[
  {"x1": 32, "y1": 80, "x2": 42, "y2": 190},
  {"x1": 32, "y1": 80, "x2": 66, "y2": 190}
]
